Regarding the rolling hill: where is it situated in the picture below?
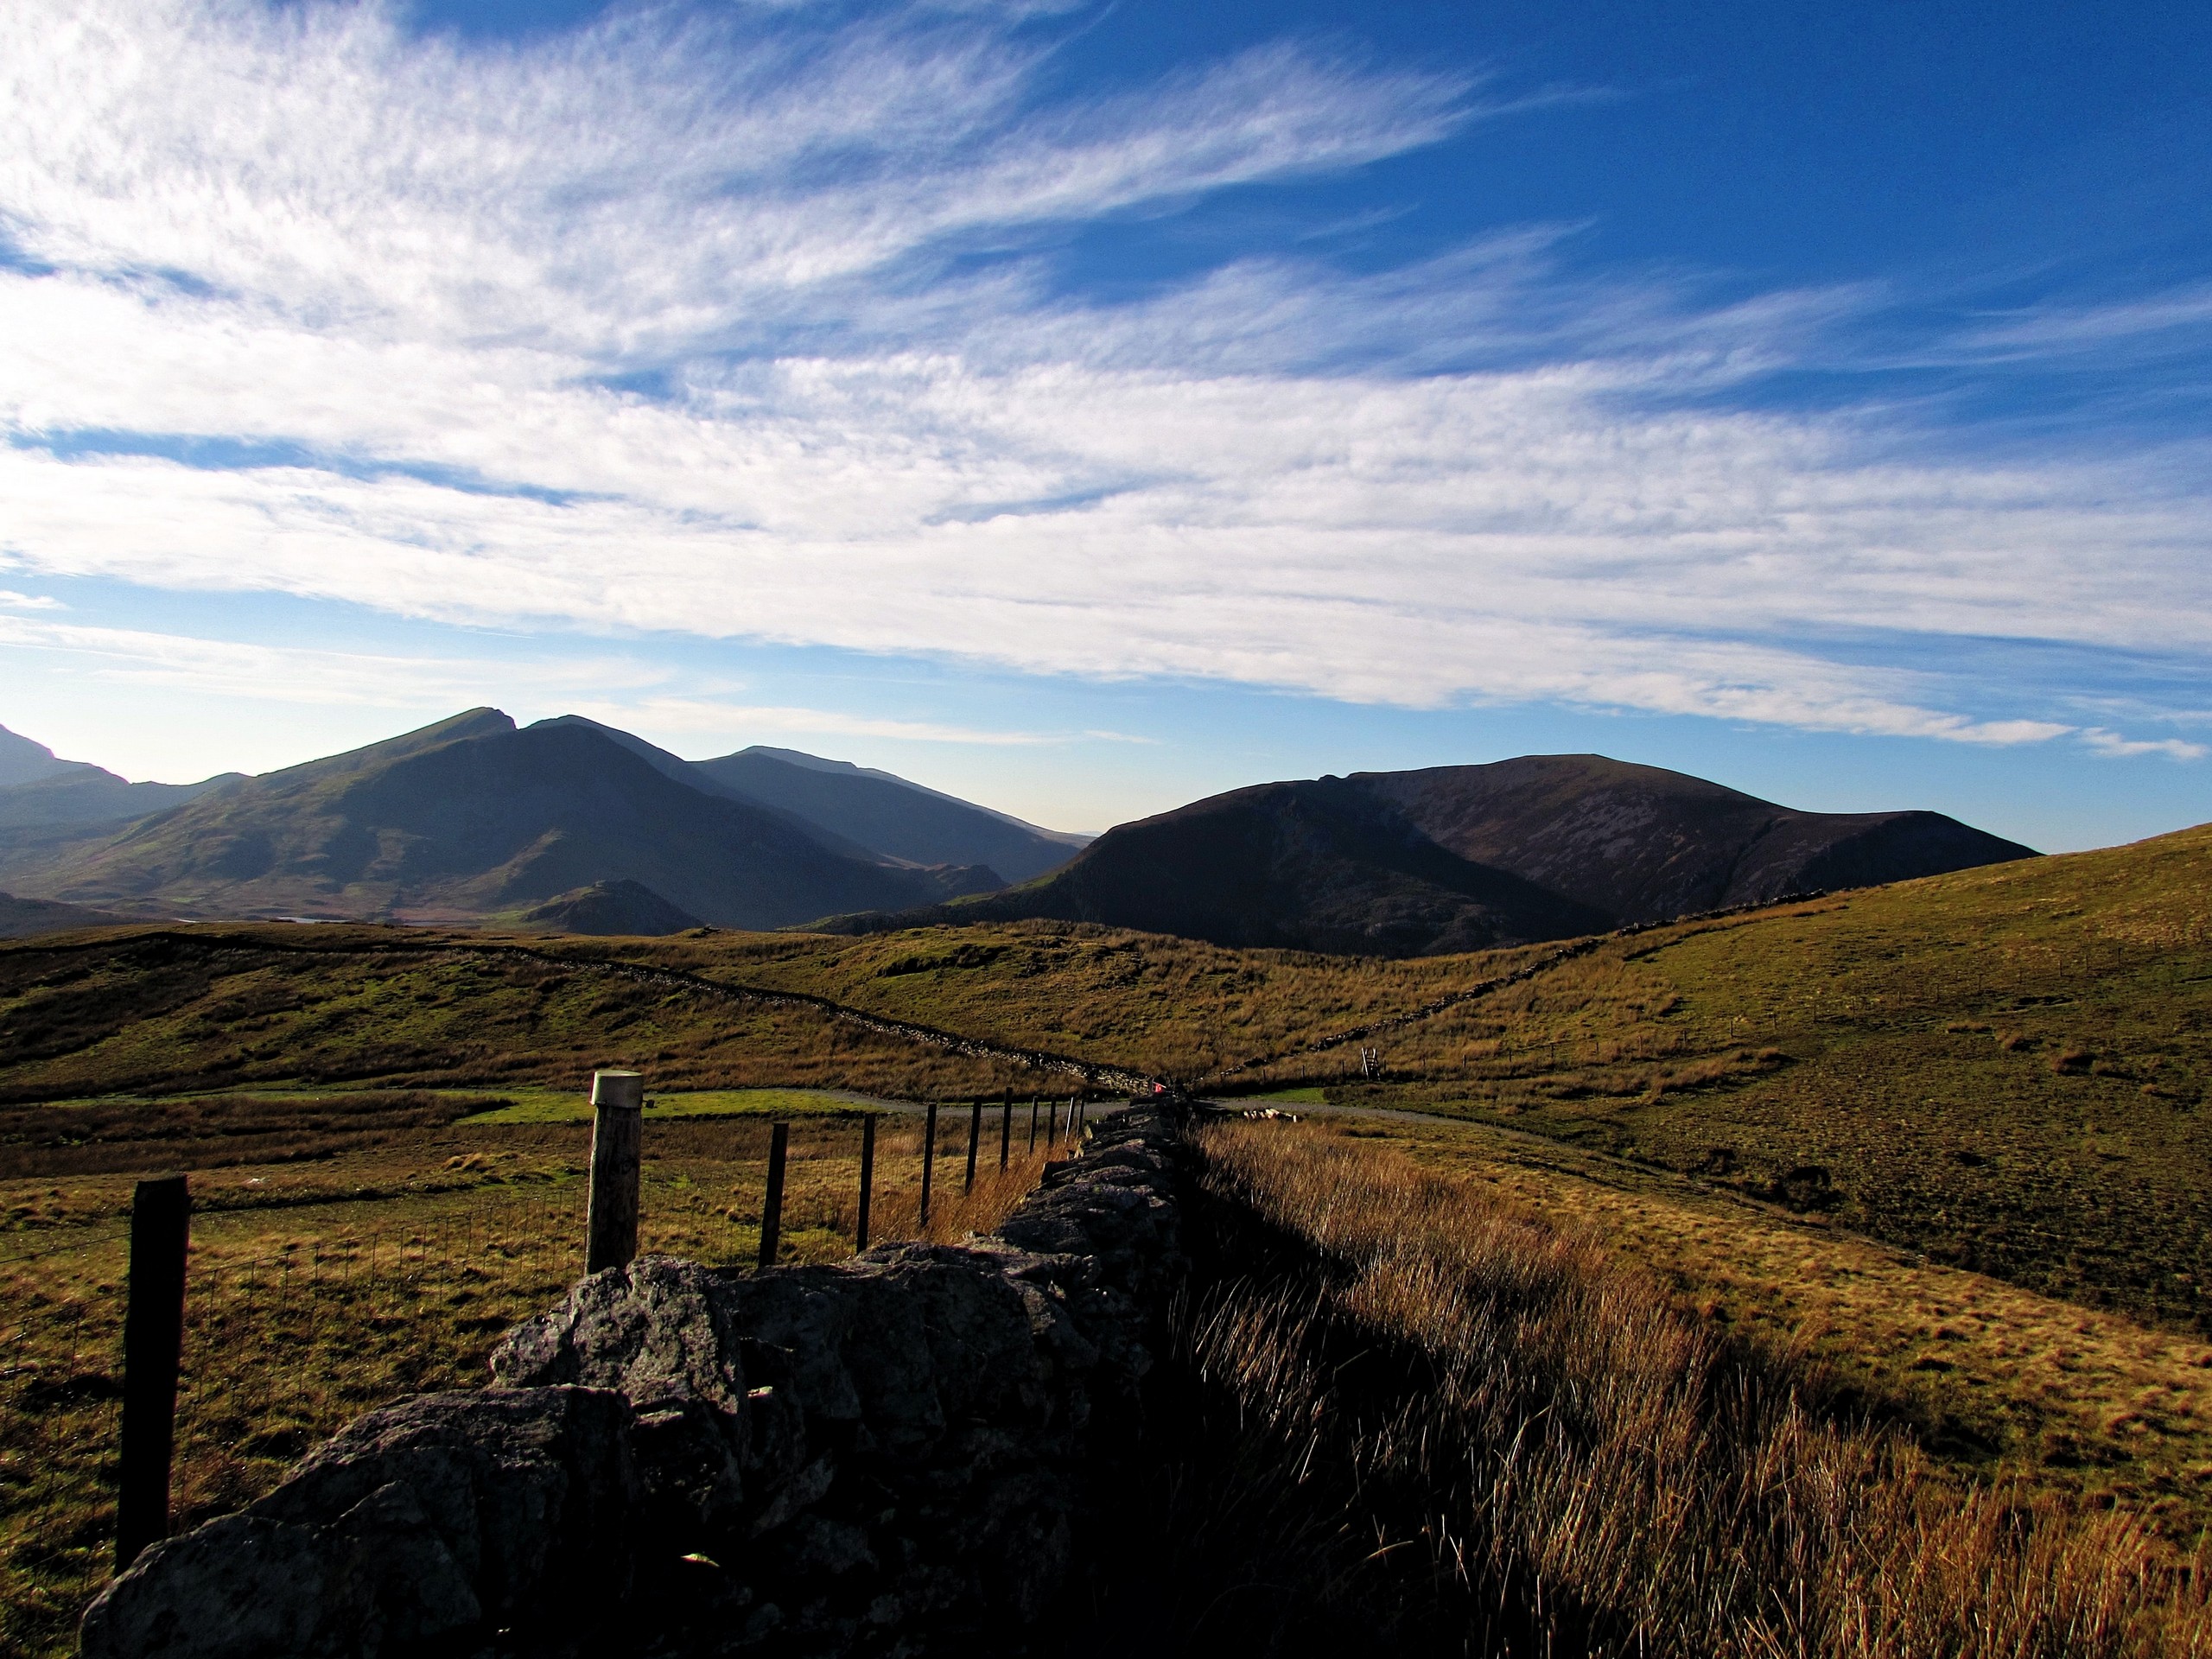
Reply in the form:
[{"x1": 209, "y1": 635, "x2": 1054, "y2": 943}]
[
  {"x1": 6, "y1": 709, "x2": 1001, "y2": 928},
  {"x1": 828, "y1": 755, "x2": 2036, "y2": 955}
]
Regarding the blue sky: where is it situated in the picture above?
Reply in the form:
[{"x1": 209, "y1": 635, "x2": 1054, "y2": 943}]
[{"x1": 1, "y1": 0, "x2": 2207, "y2": 848}]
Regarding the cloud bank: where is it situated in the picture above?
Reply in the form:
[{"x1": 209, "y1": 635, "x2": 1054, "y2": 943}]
[{"x1": 0, "y1": 0, "x2": 2206, "y2": 755}]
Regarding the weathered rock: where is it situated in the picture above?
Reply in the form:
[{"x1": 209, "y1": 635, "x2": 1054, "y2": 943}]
[
  {"x1": 82, "y1": 1385, "x2": 642, "y2": 1659},
  {"x1": 82, "y1": 1104, "x2": 1188, "y2": 1659}
]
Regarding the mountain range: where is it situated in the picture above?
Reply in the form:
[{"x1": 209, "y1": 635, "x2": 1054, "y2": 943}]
[
  {"x1": 822, "y1": 754, "x2": 2039, "y2": 956},
  {"x1": 0, "y1": 719, "x2": 2038, "y2": 953},
  {"x1": 0, "y1": 711, "x2": 1086, "y2": 931}
]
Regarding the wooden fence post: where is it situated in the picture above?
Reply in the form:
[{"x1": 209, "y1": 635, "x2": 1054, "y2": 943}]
[
  {"x1": 963, "y1": 1098, "x2": 983, "y2": 1194},
  {"x1": 1028, "y1": 1097, "x2": 1039, "y2": 1153},
  {"x1": 919, "y1": 1103, "x2": 938, "y2": 1229},
  {"x1": 758, "y1": 1122, "x2": 789, "y2": 1268},
  {"x1": 585, "y1": 1070, "x2": 644, "y2": 1274},
  {"x1": 855, "y1": 1116, "x2": 876, "y2": 1250},
  {"x1": 1046, "y1": 1098, "x2": 1059, "y2": 1148},
  {"x1": 999, "y1": 1092, "x2": 1013, "y2": 1171},
  {"x1": 117, "y1": 1174, "x2": 189, "y2": 1571}
]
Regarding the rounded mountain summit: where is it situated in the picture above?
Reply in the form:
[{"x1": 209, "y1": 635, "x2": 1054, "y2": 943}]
[{"x1": 820, "y1": 755, "x2": 2037, "y2": 957}]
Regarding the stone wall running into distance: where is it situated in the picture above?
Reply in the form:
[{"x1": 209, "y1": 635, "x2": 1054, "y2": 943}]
[{"x1": 79, "y1": 1103, "x2": 1191, "y2": 1659}]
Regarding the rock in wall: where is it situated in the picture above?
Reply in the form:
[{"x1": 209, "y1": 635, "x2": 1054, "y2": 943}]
[{"x1": 80, "y1": 1104, "x2": 1188, "y2": 1659}]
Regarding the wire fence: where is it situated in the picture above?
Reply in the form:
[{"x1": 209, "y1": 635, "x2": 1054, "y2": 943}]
[{"x1": 0, "y1": 1099, "x2": 1090, "y2": 1659}]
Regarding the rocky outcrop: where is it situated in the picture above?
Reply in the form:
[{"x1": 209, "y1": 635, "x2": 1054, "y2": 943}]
[{"x1": 81, "y1": 1105, "x2": 1188, "y2": 1659}]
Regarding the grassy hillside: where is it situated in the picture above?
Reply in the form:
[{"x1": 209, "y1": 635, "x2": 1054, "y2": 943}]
[
  {"x1": 722, "y1": 825, "x2": 2212, "y2": 1332},
  {"x1": 0, "y1": 927, "x2": 1078, "y2": 1107},
  {"x1": 3, "y1": 825, "x2": 2209, "y2": 1653},
  {"x1": 1283, "y1": 823, "x2": 2212, "y2": 1332},
  {"x1": 3, "y1": 819, "x2": 2205, "y2": 1329},
  {"x1": 1279, "y1": 1112, "x2": 2212, "y2": 1542}
]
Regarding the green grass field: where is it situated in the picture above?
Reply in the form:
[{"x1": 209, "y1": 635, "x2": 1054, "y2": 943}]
[
  {"x1": 2, "y1": 821, "x2": 2209, "y2": 1654},
  {"x1": 453, "y1": 1085, "x2": 894, "y2": 1123}
]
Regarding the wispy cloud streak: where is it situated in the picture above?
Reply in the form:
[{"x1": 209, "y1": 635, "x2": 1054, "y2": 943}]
[{"x1": 0, "y1": 0, "x2": 2205, "y2": 762}]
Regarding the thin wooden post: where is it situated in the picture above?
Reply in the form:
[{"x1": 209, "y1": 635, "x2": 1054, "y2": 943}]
[
  {"x1": 1075, "y1": 1096, "x2": 1086, "y2": 1139},
  {"x1": 117, "y1": 1174, "x2": 189, "y2": 1571},
  {"x1": 919, "y1": 1103, "x2": 938, "y2": 1229},
  {"x1": 1028, "y1": 1097, "x2": 1039, "y2": 1152},
  {"x1": 1046, "y1": 1097, "x2": 1059, "y2": 1148},
  {"x1": 999, "y1": 1092, "x2": 1013, "y2": 1170},
  {"x1": 758, "y1": 1122, "x2": 789, "y2": 1269},
  {"x1": 855, "y1": 1116, "x2": 876, "y2": 1250},
  {"x1": 963, "y1": 1098, "x2": 983, "y2": 1194},
  {"x1": 585, "y1": 1070, "x2": 644, "y2": 1274}
]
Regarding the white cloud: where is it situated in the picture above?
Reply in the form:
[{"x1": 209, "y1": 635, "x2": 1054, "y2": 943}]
[
  {"x1": 0, "y1": 589, "x2": 62, "y2": 609},
  {"x1": 1953, "y1": 284, "x2": 2212, "y2": 359},
  {"x1": 0, "y1": 0, "x2": 2205, "y2": 757},
  {"x1": 0, "y1": 612, "x2": 658, "y2": 708},
  {"x1": 2078, "y1": 728, "x2": 2208, "y2": 762}
]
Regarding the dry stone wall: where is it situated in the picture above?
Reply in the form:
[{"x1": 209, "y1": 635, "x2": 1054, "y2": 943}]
[{"x1": 80, "y1": 1104, "x2": 1189, "y2": 1659}]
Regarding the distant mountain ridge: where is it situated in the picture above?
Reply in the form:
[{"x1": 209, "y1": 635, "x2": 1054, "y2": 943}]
[
  {"x1": 0, "y1": 723, "x2": 238, "y2": 830},
  {"x1": 0, "y1": 710, "x2": 1088, "y2": 931},
  {"x1": 693, "y1": 747, "x2": 1086, "y2": 883},
  {"x1": 820, "y1": 754, "x2": 2038, "y2": 956}
]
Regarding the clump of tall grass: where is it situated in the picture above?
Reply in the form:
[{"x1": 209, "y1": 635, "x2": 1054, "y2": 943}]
[{"x1": 1176, "y1": 1122, "x2": 2207, "y2": 1658}]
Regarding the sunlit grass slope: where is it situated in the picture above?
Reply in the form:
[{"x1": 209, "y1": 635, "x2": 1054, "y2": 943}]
[
  {"x1": 0, "y1": 925, "x2": 1065, "y2": 1104},
  {"x1": 1290, "y1": 823, "x2": 2212, "y2": 1332},
  {"x1": 3, "y1": 822, "x2": 2205, "y2": 1330},
  {"x1": 1163, "y1": 1117, "x2": 2208, "y2": 1657},
  {"x1": 1300, "y1": 1112, "x2": 2212, "y2": 1541}
]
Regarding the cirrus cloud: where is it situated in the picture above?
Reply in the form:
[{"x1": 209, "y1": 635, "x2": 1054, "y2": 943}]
[{"x1": 0, "y1": 0, "x2": 2206, "y2": 765}]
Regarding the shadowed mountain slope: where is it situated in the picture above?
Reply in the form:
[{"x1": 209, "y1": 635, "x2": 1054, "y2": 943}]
[
  {"x1": 1357, "y1": 755, "x2": 2038, "y2": 925},
  {"x1": 0, "y1": 722, "x2": 239, "y2": 831},
  {"x1": 11, "y1": 710, "x2": 1001, "y2": 928},
  {"x1": 824, "y1": 778, "x2": 1611, "y2": 955},
  {"x1": 0, "y1": 891, "x2": 151, "y2": 938},
  {"x1": 0, "y1": 769, "x2": 242, "y2": 832},
  {"x1": 822, "y1": 755, "x2": 2036, "y2": 956},
  {"x1": 693, "y1": 747, "x2": 1087, "y2": 882}
]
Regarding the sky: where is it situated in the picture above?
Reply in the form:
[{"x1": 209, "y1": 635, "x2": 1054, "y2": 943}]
[{"x1": 1, "y1": 0, "x2": 2208, "y2": 848}]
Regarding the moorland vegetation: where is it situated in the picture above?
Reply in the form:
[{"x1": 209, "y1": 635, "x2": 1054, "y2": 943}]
[{"x1": 0, "y1": 817, "x2": 2206, "y2": 1655}]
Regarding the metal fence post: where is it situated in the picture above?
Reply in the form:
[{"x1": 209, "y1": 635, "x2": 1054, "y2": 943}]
[
  {"x1": 118, "y1": 1174, "x2": 189, "y2": 1571},
  {"x1": 758, "y1": 1122, "x2": 789, "y2": 1268},
  {"x1": 855, "y1": 1116, "x2": 876, "y2": 1250},
  {"x1": 585, "y1": 1070, "x2": 644, "y2": 1274},
  {"x1": 919, "y1": 1102, "x2": 938, "y2": 1229}
]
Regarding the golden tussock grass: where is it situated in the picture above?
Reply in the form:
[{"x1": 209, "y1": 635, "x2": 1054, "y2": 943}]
[
  {"x1": 1178, "y1": 1120, "x2": 2209, "y2": 1657},
  {"x1": 0, "y1": 1106, "x2": 1067, "y2": 1659}
]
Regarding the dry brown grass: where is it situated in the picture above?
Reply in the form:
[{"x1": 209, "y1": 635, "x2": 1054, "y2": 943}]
[
  {"x1": 1173, "y1": 1120, "x2": 2209, "y2": 1658},
  {"x1": 0, "y1": 1104, "x2": 1068, "y2": 1659},
  {"x1": 1352, "y1": 1112, "x2": 2212, "y2": 1540}
]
